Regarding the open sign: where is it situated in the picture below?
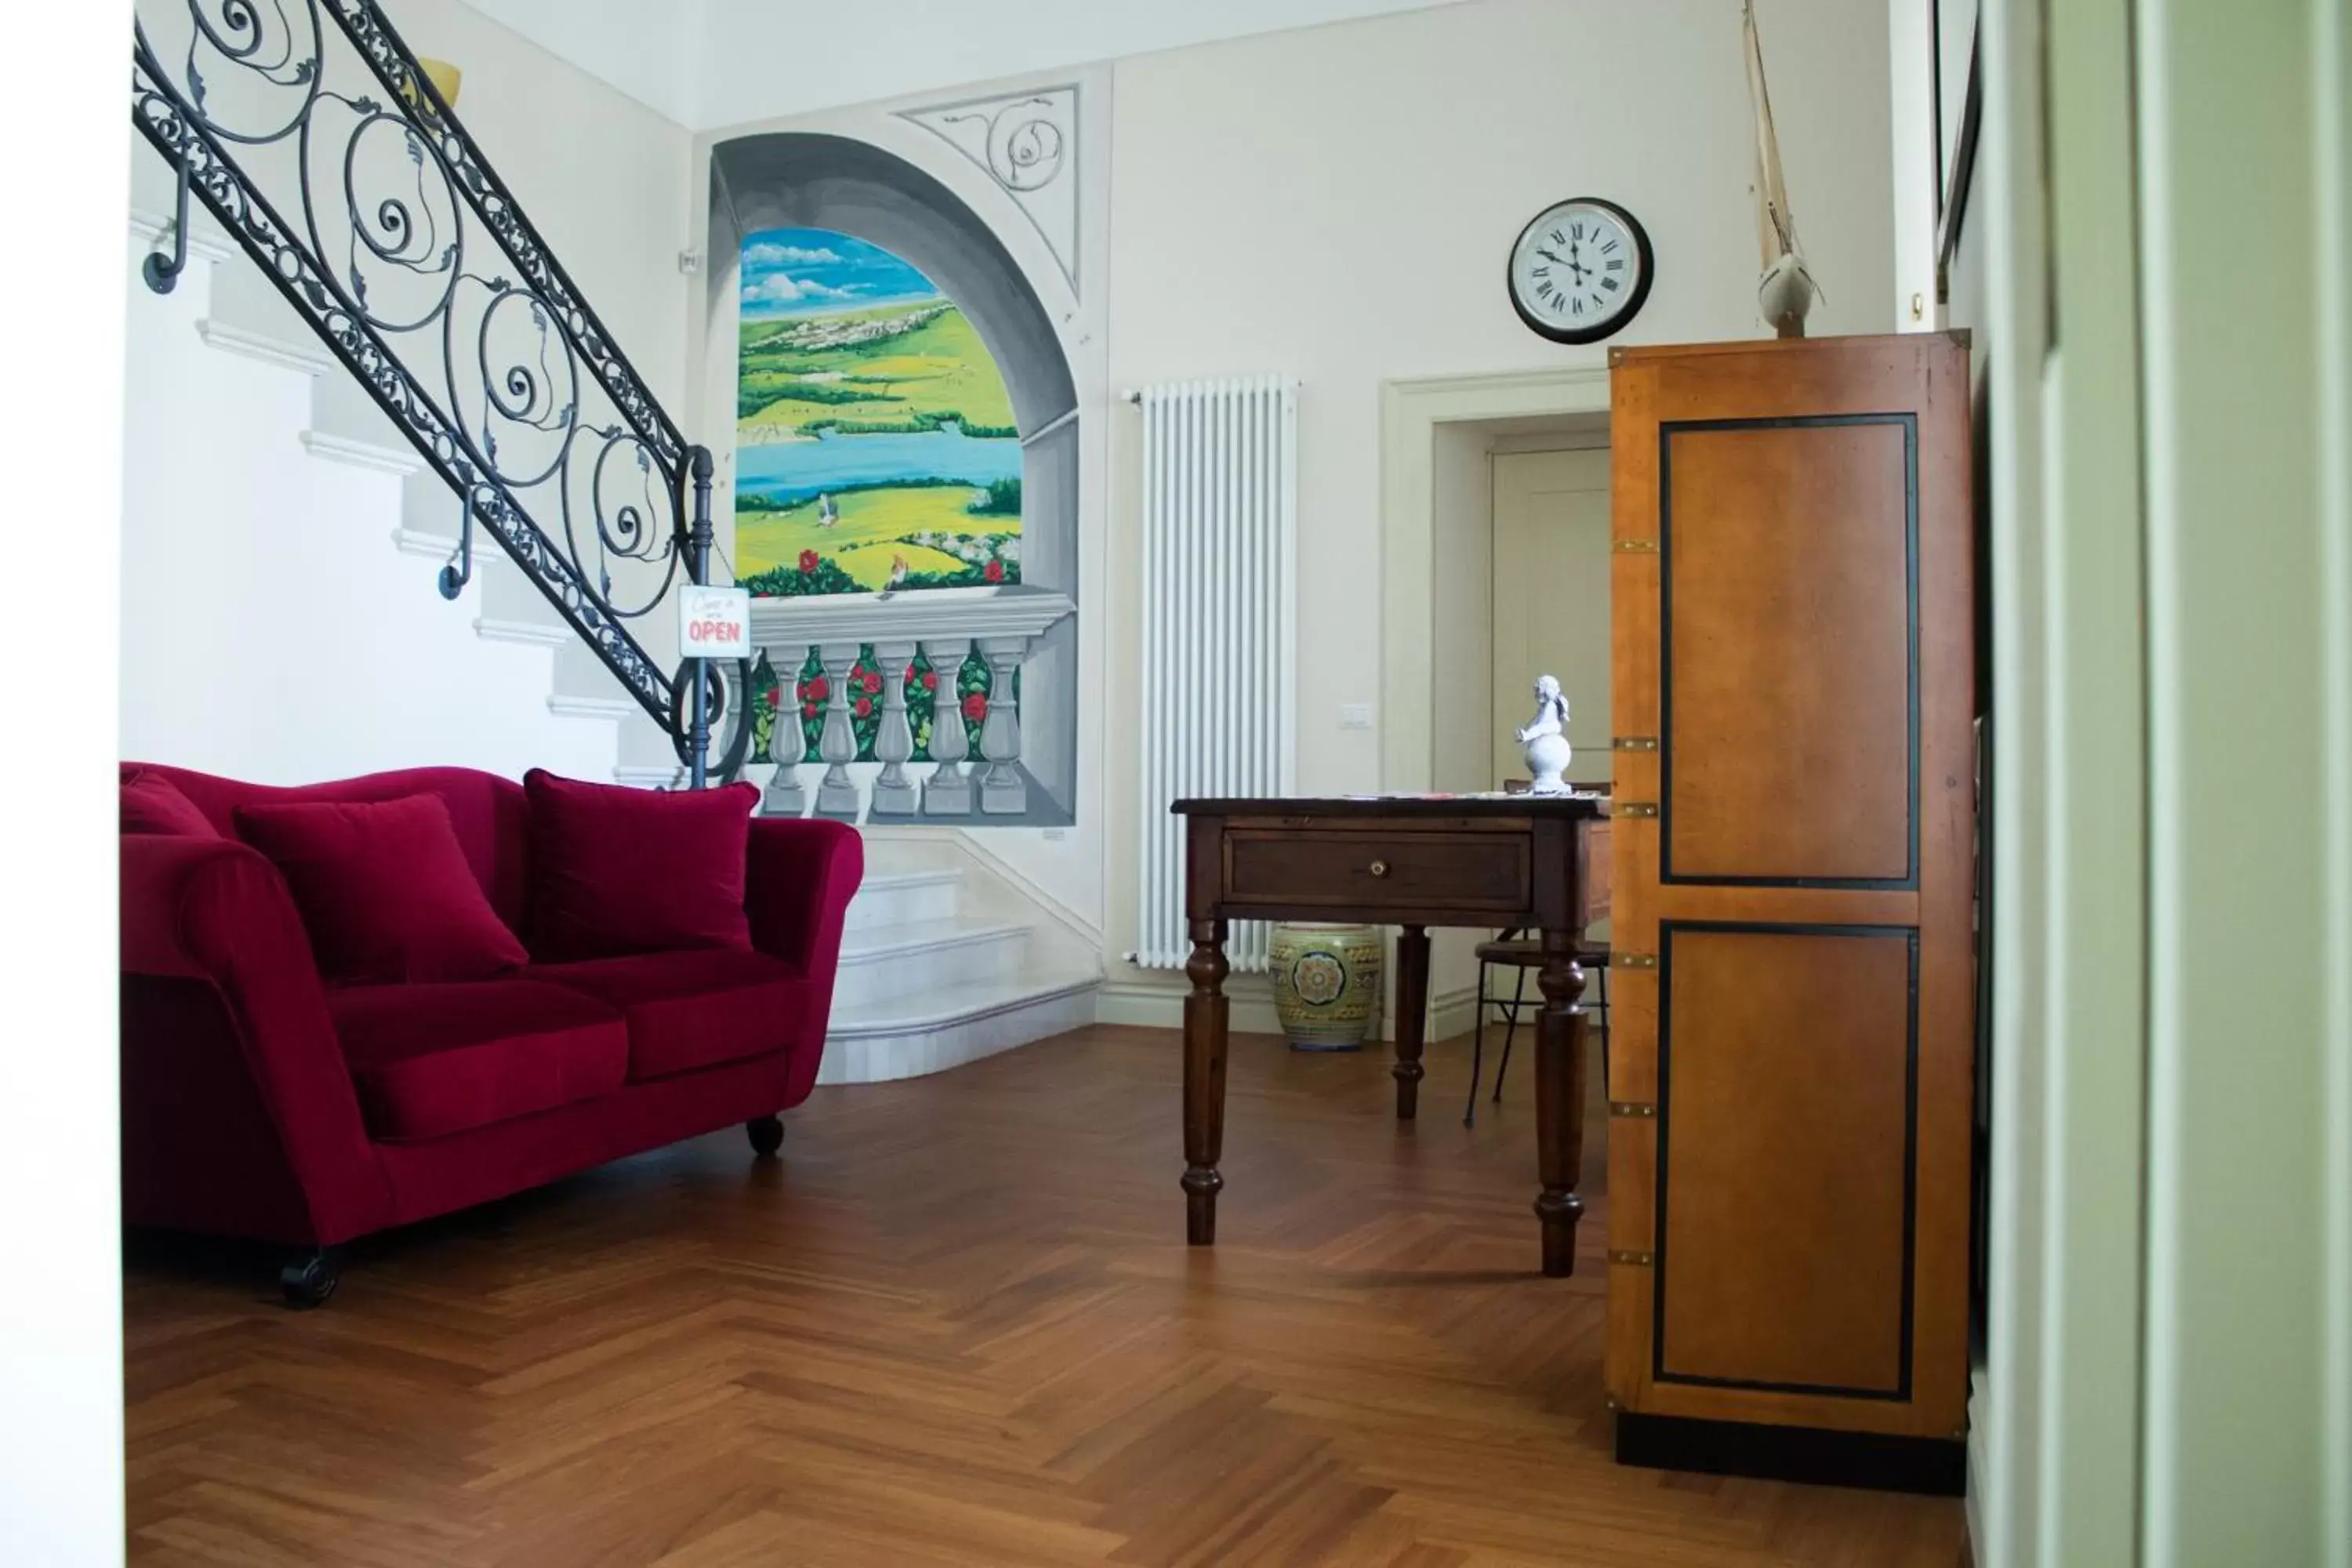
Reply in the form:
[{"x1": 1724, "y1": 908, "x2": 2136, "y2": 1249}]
[{"x1": 677, "y1": 586, "x2": 750, "y2": 660}]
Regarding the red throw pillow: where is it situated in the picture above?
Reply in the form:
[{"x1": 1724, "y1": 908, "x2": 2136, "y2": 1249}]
[
  {"x1": 234, "y1": 793, "x2": 529, "y2": 985},
  {"x1": 523, "y1": 769, "x2": 760, "y2": 961},
  {"x1": 120, "y1": 770, "x2": 218, "y2": 837}
]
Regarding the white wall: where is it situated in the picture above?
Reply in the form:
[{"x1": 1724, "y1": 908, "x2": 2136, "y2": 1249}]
[
  {"x1": 396, "y1": 0, "x2": 697, "y2": 412},
  {"x1": 458, "y1": 0, "x2": 1477, "y2": 129},
  {"x1": 120, "y1": 0, "x2": 699, "y2": 786},
  {"x1": 119, "y1": 245, "x2": 623, "y2": 786},
  {"x1": 6, "y1": 2, "x2": 127, "y2": 1559},
  {"x1": 1102, "y1": 0, "x2": 1895, "y2": 997}
]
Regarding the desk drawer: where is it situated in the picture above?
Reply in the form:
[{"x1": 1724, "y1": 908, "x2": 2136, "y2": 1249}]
[{"x1": 1225, "y1": 830, "x2": 1531, "y2": 913}]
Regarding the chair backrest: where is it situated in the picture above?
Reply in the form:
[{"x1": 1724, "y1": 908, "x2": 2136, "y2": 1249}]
[{"x1": 123, "y1": 764, "x2": 535, "y2": 931}]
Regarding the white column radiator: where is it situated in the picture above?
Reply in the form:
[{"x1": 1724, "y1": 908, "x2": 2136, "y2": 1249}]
[{"x1": 1134, "y1": 376, "x2": 1299, "y2": 972}]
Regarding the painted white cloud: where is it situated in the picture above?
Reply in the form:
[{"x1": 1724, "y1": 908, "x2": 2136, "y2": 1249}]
[
  {"x1": 744, "y1": 241, "x2": 844, "y2": 267},
  {"x1": 742, "y1": 274, "x2": 861, "y2": 307}
]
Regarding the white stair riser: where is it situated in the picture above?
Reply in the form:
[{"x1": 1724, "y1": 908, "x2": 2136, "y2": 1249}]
[
  {"x1": 829, "y1": 927, "x2": 1030, "y2": 1011},
  {"x1": 815, "y1": 985, "x2": 1097, "y2": 1085},
  {"x1": 842, "y1": 874, "x2": 962, "y2": 932}
]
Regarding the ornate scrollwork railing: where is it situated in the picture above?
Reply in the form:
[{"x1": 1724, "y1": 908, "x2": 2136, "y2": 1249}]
[{"x1": 129, "y1": 0, "x2": 746, "y2": 781}]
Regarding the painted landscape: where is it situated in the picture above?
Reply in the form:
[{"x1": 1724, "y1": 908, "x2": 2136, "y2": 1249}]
[{"x1": 733, "y1": 229, "x2": 1022, "y2": 595}]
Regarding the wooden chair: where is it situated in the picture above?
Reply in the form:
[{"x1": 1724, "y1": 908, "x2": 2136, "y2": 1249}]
[
  {"x1": 1467, "y1": 777, "x2": 1612, "y2": 1127},
  {"x1": 1465, "y1": 933, "x2": 1609, "y2": 1127}
]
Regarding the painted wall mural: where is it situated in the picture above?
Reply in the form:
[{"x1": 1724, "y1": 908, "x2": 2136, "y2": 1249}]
[{"x1": 733, "y1": 228, "x2": 1023, "y2": 597}]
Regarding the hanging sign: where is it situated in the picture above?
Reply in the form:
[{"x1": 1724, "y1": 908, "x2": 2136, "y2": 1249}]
[{"x1": 677, "y1": 586, "x2": 750, "y2": 661}]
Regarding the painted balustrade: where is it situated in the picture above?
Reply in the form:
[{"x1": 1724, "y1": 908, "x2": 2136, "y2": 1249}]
[{"x1": 746, "y1": 585, "x2": 1073, "y2": 822}]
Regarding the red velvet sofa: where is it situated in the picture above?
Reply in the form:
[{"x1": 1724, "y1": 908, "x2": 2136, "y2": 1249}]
[{"x1": 118, "y1": 764, "x2": 862, "y2": 1305}]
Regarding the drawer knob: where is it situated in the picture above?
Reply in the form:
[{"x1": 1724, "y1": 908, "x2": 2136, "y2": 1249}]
[{"x1": 1368, "y1": 859, "x2": 1390, "y2": 878}]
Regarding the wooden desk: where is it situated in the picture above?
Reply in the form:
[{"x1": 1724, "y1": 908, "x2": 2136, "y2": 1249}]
[{"x1": 1172, "y1": 795, "x2": 1611, "y2": 1276}]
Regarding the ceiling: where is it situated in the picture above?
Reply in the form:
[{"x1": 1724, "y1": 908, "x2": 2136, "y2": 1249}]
[{"x1": 457, "y1": 0, "x2": 1472, "y2": 131}]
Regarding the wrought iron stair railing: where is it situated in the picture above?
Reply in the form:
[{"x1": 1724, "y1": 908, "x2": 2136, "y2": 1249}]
[{"x1": 129, "y1": 0, "x2": 745, "y2": 782}]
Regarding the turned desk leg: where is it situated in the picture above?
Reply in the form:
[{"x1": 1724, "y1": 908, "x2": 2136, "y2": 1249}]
[
  {"x1": 1181, "y1": 919, "x2": 1230, "y2": 1245},
  {"x1": 1392, "y1": 925, "x2": 1431, "y2": 1120},
  {"x1": 1534, "y1": 931, "x2": 1589, "y2": 1277}
]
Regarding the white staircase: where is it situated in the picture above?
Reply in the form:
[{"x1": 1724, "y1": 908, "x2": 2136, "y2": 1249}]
[
  {"x1": 821, "y1": 838, "x2": 1101, "y2": 1083},
  {"x1": 127, "y1": 168, "x2": 1102, "y2": 1084}
]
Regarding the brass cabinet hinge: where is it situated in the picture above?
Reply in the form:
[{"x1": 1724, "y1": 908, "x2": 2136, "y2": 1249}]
[
  {"x1": 1609, "y1": 1102, "x2": 1657, "y2": 1119},
  {"x1": 1608, "y1": 1249, "x2": 1656, "y2": 1267},
  {"x1": 1612, "y1": 736, "x2": 1660, "y2": 752},
  {"x1": 1615, "y1": 802, "x2": 1659, "y2": 818},
  {"x1": 1613, "y1": 538, "x2": 1660, "y2": 554},
  {"x1": 1613, "y1": 952, "x2": 1659, "y2": 970}
]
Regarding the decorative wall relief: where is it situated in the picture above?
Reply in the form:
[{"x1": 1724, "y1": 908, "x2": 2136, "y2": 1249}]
[{"x1": 900, "y1": 87, "x2": 1081, "y2": 292}]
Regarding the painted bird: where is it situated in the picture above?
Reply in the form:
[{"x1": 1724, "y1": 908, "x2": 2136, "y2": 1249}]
[{"x1": 884, "y1": 553, "x2": 909, "y2": 594}]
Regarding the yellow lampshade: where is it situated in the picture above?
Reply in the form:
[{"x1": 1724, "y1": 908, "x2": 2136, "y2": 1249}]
[{"x1": 417, "y1": 57, "x2": 463, "y2": 110}]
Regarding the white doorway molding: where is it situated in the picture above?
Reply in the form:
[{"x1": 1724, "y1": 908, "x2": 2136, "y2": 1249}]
[{"x1": 1377, "y1": 365, "x2": 1612, "y2": 792}]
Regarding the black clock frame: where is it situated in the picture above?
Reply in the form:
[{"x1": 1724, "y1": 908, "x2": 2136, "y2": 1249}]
[{"x1": 1507, "y1": 197, "x2": 1655, "y2": 345}]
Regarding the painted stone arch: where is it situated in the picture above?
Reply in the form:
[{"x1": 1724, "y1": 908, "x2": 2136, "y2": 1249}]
[{"x1": 709, "y1": 132, "x2": 1080, "y2": 827}]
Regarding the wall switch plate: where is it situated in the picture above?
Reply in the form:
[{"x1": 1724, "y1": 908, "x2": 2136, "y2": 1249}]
[{"x1": 1340, "y1": 703, "x2": 1375, "y2": 731}]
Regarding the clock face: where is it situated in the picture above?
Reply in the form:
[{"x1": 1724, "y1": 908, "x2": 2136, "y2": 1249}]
[{"x1": 1507, "y1": 198, "x2": 1653, "y2": 344}]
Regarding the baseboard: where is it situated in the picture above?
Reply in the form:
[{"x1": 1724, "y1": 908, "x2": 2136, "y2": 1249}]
[
  {"x1": 1614, "y1": 1412, "x2": 1965, "y2": 1497},
  {"x1": 1098, "y1": 971, "x2": 1464, "y2": 1044},
  {"x1": 1096, "y1": 971, "x2": 1283, "y2": 1036},
  {"x1": 1427, "y1": 983, "x2": 1481, "y2": 1044}
]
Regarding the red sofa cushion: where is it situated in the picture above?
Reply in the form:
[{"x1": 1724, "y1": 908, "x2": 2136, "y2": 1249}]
[
  {"x1": 523, "y1": 770, "x2": 761, "y2": 961},
  {"x1": 235, "y1": 794, "x2": 530, "y2": 985},
  {"x1": 122, "y1": 770, "x2": 218, "y2": 837},
  {"x1": 528, "y1": 948, "x2": 811, "y2": 1080},
  {"x1": 328, "y1": 979, "x2": 628, "y2": 1142}
]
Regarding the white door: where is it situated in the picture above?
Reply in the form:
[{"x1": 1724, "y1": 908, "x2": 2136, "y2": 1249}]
[{"x1": 1491, "y1": 447, "x2": 1611, "y2": 788}]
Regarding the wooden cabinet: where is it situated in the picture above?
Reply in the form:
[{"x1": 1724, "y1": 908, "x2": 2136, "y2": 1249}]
[{"x1": 1605, "y1": 334, "x2": 1976, "y2": 1491}]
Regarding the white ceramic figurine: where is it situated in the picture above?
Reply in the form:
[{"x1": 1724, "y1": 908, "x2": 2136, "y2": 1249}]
[{"x1": 1516, "y1": 674, "x2": 1573, "y2": 795}]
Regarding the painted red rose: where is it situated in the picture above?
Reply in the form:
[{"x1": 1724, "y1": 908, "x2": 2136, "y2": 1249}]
[
  {"x1": 805, "y1": 676, "x2": 829, "y2": 701},
  {"x1": 802, "y1": 701, "x2": 818, "y2": 719},
  {"x1": 983, "y1": 559, "x2": 1005, "y2": 583},
  {"x1": 764, "y1": 685, "x2": 782, "y2": 706},
  {"x1": 921, "y1": 670, "x2": 938, "y2": 691},
  {"x1": 798, "y1": 549, "x2": 819, "y2": 573},
  {"x1": 854, "y1": 696, "x2": 873, "y2": 719},
  {"x1": 861, "y1": 670, "x2": 882, "y2": 695},
  {"x1": 962, "y1": 692, "x2": 989, "y2": 723}
]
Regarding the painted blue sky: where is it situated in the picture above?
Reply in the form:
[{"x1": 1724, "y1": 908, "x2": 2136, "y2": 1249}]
[{"x1": 739, "y1": 227, "x2": 940, "y2": 320}]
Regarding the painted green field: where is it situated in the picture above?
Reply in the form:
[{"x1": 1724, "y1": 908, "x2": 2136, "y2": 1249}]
[
  {"x1": 736, "y1": 305, "x2": 1016, "y2": 441},
  {"x1": 737, "y1": 485, "x2": 1002, "y2": 586}
]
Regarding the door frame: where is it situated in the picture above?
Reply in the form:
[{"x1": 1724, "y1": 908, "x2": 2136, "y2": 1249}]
[{"x1": 1378, "y1": 365, "x2": 1613, "y2": 792}]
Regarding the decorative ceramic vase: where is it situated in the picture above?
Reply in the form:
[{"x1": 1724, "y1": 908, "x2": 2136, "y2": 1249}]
[{"x1": 1269, "y1": 923, "x2": 1384, "y2": 1052}]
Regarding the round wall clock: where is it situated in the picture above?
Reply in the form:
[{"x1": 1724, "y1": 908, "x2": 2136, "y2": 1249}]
[{"x1": 1506, "y1": 198, "x2": 1653, "y2": 344}]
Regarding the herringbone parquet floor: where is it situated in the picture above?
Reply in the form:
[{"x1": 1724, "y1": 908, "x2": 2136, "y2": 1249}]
[{"x1": 125, "y1": 1025, "x2": 1969, "y2": 1567}]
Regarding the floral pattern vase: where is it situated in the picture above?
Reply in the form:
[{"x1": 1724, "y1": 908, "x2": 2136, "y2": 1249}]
[{"x1": 1269, "y1": 923, "x2": 1384, "y2": 1052}]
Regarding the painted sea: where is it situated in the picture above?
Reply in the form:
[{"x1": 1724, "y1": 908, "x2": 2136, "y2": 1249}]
[{"x1": 736, "y1": 427, "x2": 1020, "y2": 508}]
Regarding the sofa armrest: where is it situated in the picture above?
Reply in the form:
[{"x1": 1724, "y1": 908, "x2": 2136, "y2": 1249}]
[
  {"x1": 120, "y1": 835, "x2": 390, "y2": 1241},
  {"x1": 743, "y1": 817, "x2": 866, "y2": 970}
]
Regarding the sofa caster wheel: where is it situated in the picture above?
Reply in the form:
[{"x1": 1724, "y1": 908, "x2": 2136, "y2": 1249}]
[
  {"x1": 279, "y1": 1249, "x2": 339, "y2": 1310},
  {"x1": 746, "y1": 1115, "x2": 785, "y2": 1157}
]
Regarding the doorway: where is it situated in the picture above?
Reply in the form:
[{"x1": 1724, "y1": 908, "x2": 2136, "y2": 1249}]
[{"x1": 1489, "y1": 442, "x2": 1611, "y2": 789}]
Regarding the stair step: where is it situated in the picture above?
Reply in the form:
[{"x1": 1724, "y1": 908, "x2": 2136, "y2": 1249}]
[
  {"x1": 830, "y1": 916, "x2": 1029, "y2": 1010},
  {"x1": 816, "y1": 967, "x2": 1102, "y2": 1084},
  {"x1": 843, "y1": 868, "x2": 963, "y2": 931}
]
